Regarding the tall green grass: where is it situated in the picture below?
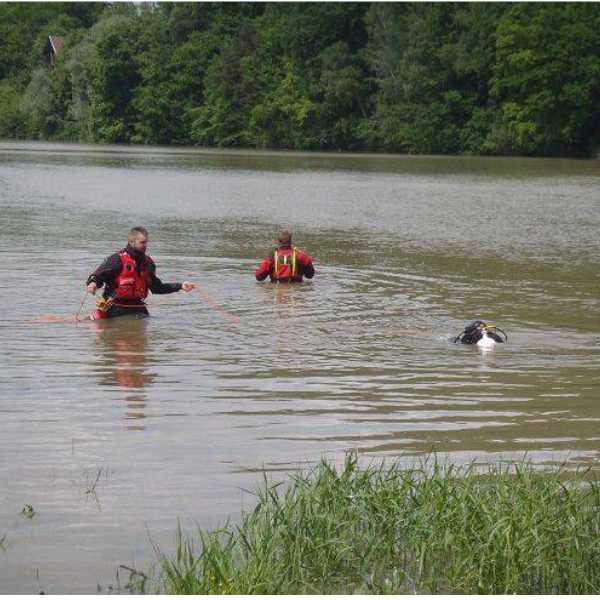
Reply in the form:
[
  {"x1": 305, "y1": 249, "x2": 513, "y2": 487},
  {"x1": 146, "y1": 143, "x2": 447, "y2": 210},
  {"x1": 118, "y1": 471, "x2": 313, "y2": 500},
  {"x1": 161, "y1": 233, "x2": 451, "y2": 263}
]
[{"x1": 141, "y1": 455, "x2": 600, "y2": 594}]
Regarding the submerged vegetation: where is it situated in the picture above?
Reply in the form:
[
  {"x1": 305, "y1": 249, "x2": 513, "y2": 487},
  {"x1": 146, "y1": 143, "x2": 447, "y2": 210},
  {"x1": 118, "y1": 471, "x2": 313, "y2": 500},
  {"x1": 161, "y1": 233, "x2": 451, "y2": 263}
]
[
  {"x1": 0, "y1": 2, "x2": 599, "y2": 157},
  {"x1": 137, "y1": 455, "x2": 600, "y2": 594}
]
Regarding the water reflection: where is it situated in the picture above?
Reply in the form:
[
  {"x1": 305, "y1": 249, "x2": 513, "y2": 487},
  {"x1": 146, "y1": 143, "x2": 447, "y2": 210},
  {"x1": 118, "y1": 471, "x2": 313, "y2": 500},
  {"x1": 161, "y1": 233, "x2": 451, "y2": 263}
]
[
  {"x1": 93, "y1": 316, "x2": 152, "y2": 431},
  {"x1": 259, "y1": 281, "x2": 314, "y2": 305},
  {"x1": 257, "y1": 282, "x2": 315, "y2": 352}
]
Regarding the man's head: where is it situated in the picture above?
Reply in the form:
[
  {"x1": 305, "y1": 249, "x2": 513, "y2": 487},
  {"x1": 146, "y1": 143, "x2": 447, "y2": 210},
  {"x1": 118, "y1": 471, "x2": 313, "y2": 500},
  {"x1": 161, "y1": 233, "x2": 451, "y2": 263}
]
[
  {"x1": 128, "y1": 226, "x2": 149, "y2": 254},
  {"x1": 277, "y1": 229, "x2": 292, "y2": 247}
]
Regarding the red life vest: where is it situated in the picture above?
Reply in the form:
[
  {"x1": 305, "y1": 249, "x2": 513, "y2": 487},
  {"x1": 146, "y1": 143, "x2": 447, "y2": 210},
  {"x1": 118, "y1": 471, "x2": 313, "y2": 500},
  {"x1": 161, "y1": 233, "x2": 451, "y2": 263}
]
[
  {"x1": 272, "y1": 246, "x2": 300, "y2": 282},
  {"x1": 114, "y1": 251, "x2": 152, "y2": 301}
]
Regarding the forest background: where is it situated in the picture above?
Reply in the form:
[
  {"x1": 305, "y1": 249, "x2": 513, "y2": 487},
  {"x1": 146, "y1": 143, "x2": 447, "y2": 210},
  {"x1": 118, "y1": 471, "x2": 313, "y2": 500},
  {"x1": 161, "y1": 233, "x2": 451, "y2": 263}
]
[{"x1": 1, "y1": 2, "x2": 599, "y2": 157}]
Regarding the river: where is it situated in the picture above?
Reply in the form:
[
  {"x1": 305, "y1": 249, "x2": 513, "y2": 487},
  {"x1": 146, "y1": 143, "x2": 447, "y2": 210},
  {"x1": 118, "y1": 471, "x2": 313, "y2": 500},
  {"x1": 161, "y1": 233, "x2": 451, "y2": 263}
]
[{"x1": 1, "y1": 141, "x2": 599, "y2": 592}]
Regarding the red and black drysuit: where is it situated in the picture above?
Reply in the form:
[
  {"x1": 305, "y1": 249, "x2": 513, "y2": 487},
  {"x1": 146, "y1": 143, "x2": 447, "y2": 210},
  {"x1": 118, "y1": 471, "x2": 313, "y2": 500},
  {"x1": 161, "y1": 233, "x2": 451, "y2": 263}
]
[
  {"x1": 255, "y1": 244, "x2": 315, "y2": 282},
  {"x1": 86, "y1": 244, "x2": 182, "y2": 319}
]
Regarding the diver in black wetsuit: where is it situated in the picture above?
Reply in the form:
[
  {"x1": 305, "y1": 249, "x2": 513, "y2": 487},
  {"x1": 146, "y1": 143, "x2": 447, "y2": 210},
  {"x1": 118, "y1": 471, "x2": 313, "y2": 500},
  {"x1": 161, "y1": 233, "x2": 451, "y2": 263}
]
[{"x1": 454, "y1": 321, "x2": 507, "y2": 344}]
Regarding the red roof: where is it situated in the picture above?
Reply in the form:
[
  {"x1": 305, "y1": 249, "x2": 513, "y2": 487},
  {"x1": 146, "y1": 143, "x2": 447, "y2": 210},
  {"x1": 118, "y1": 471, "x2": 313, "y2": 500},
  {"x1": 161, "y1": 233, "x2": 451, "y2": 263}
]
[{"x1": 48, "y1": 35, "x2": 65, "y2": 56}]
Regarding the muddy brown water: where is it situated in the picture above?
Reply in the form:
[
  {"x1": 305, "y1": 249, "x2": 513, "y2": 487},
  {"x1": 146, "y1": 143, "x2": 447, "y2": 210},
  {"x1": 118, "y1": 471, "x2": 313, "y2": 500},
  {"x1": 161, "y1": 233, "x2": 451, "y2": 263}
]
[{"x1": 1, "y1": 142, "x2": 599, "y2": 592}]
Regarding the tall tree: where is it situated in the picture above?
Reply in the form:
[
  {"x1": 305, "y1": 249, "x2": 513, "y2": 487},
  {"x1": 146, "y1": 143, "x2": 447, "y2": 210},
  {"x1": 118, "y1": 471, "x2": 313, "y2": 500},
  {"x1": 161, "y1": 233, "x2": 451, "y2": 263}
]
[{"x1": 491, "y1": 3, "x2": 600, "y2": 156}]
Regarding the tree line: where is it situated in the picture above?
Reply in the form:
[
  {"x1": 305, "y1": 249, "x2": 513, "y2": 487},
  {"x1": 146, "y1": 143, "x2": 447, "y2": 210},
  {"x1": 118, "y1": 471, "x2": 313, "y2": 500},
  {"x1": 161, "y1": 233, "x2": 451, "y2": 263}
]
[{"x1": 1, "y1": 2, "x2": 599, "y2": 157}]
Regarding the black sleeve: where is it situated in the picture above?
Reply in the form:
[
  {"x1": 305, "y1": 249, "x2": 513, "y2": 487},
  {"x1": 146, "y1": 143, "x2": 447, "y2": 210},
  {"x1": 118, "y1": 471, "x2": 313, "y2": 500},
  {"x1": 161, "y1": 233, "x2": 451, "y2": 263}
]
[
  {"x1": 86, "y1": 253, "x2": 121, "y2": 289},
  {"x1": 148, "y1": 260, "x2": 182, "y2": 294},
  {"x1": 300, "y1": 253, "x2": 315, "y2": 279},
  {"x1": 303, "y1": 262, "x2": 315, "y2": 279}
]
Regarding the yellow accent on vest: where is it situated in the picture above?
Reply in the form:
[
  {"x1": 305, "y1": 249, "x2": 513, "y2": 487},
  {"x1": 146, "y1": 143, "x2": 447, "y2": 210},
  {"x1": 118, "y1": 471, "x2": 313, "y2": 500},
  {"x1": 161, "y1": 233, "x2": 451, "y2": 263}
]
[
  {"x1": 273, "y1": 247, "x2": 299, "y2": 281},
  {"x1": 96, "y1": 297, "x2": 114, "y2": 313}
]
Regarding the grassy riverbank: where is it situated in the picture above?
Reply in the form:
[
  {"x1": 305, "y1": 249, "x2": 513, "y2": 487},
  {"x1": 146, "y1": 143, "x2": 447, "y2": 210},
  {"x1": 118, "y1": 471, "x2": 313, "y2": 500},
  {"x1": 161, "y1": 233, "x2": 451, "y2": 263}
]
[{"x1": 136, "y1": 455, "x2": 600, "y2": 594}]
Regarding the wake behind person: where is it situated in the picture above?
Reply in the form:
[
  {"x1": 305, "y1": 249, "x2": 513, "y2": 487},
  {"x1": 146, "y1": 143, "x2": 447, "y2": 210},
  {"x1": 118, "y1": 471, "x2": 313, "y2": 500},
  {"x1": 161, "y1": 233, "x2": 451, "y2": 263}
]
[
  {"x1": 255, "y1": 230, "x2": 315, "y2": 283},
  {"x1": 85, "y1": 226, "x2": 195, "y2": 320}
]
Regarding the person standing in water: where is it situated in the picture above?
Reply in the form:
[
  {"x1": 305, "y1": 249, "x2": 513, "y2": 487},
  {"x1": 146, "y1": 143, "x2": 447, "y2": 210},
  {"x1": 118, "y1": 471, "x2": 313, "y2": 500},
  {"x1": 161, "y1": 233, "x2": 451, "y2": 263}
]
[
  {"x1": 255, "y1": 229, "x2": 315, "y2": 283},
  {"x1": 85, "y1": 226, "x2": 195, "y2": 320}
]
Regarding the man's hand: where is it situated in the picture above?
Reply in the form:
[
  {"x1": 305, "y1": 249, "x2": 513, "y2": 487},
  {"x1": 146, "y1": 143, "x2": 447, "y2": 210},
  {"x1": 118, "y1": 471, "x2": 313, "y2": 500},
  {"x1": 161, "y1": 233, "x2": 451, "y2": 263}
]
[
  {"x1": 87, "y1": 282, "x2": 97, "y2": 295},
  {"x1": 181, "y1": 281, "x2": 195, "y2": 292}
]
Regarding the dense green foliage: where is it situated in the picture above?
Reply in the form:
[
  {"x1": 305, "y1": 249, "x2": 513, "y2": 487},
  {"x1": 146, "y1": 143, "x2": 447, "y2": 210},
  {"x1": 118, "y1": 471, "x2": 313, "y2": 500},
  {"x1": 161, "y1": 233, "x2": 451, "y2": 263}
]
[
  {"x1": 1, "y1": 2, "x2": 599, "y2": 156},
  {"x1": 130, "y1": 455, "x2": 600, "y2": 594}
]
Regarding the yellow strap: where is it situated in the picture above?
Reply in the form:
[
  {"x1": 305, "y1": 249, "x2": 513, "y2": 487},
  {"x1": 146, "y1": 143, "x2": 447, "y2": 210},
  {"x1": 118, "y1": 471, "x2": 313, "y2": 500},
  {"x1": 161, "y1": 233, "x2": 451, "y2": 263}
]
[
  {"x1": 273, "y1": 248, "x2": 299, "y2": 281},
  {"x1": 292, "y1": 247, "x2": 298, "y2": 278}
]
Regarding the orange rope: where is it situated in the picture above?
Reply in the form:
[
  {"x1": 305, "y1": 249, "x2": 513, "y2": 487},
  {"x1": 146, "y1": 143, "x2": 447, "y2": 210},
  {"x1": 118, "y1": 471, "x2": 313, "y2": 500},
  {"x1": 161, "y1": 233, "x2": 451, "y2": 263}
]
[
  {"x1": 195, "y1": 287, "x2": 240, "y2": 327},
  {"x1": 75, "y1": 290, "x2": 88, "y2": 324}
]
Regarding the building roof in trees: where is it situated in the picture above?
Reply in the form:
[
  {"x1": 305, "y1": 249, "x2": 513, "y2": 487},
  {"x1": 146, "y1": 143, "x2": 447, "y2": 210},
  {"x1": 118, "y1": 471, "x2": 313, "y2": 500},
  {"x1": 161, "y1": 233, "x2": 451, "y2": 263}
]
[{"x1": 48, "y1": 35, "x2": 65, "y2": 57}]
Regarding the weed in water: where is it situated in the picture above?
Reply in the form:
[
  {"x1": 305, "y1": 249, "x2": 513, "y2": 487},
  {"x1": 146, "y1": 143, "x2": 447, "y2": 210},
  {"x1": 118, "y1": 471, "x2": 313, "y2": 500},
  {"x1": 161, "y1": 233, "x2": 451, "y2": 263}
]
[
  {"x1": 85, "y1": 468, "x2": 103, "y2": 495},
  {"x1": 82, "y1": 467, "x2": 106, "y2": 512},
  {"x1": 118, "y1": 564, "x2": 148, "y2": 593}
]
